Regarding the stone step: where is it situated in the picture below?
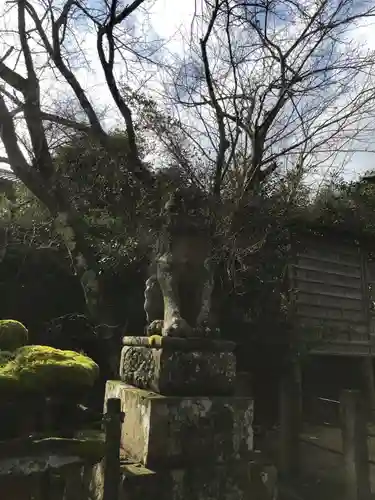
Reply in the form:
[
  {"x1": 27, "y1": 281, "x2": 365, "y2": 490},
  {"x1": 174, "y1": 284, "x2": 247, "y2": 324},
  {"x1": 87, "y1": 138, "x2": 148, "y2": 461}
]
[{"x1": 90, "y1": 459, "x2": 278, "y2": 500}]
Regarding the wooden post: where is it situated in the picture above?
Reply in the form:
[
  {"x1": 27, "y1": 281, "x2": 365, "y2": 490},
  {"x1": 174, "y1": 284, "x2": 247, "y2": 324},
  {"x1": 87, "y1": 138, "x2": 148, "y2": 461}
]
[
  {"x1": 103, "y1": 397, "x2": 122, "y2": 500},
  {"x1": 294, "y1": 357, "x2": 303, "y2": 420},
  {"x1": 63, "y1": 465, "x2": 85, "y2": 500},
  {"x1": 340, "y1": 389, "x2": 371, "y2": 500},
  {"x1": 36, "y1": 471, "x2": 51, "y2": 500},
  {"x1": 279, "y1": 370, "x2": 301, "y2": 478},
  {"x1": 361, "y1": 356, "x2": 375, "y2": 421}
]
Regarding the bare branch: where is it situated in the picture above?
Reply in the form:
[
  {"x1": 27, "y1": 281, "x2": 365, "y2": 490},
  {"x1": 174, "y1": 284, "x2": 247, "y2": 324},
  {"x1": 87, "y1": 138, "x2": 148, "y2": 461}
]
[
  {"x1": 24, "y1": 0, "x2": 106, "y2": 138},
  {"x1": 200, "y1": 0, "x2": 229, "y2": 197},
  {"x1": 165, "y1": 0, "x2": 375, "y2": 202},
  {"x1": 18, "y1": 0, "x2": 55, "y2": 183},
  {"x1": 0, "y1": 47, "x2": 14, "y2": 65},
  {"x1": 40, "y1": 112, "x2": 91, "y2": 132},
  {"x1": 95, "y1": 0, "x2": 152, "y2": 183},
  {"x1": 0, "y1": 93, "x2": 37, "y2": 188},
  {"x1": 0, "y1": 58, "x2": 27, "y2": 92}
]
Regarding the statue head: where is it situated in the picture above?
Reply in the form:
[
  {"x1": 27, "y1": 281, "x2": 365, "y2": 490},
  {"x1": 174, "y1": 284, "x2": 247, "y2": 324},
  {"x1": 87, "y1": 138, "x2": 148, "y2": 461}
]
[{"x1": 163, "y1": 185, "x2": 212, "y2": 237}]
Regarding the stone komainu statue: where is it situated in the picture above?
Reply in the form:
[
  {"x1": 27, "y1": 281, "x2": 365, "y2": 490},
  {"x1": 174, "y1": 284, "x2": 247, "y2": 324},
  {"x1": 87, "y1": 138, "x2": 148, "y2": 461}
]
[{"x1": 144, "y1": 185, "x2": 217, "y2": 338}]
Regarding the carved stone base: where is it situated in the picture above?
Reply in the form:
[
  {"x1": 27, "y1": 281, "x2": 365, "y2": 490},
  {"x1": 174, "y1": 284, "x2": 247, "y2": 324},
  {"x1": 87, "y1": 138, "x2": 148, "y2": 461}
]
[{"x1": 119, "y1": 337, "x2": 236, "y2": 396}]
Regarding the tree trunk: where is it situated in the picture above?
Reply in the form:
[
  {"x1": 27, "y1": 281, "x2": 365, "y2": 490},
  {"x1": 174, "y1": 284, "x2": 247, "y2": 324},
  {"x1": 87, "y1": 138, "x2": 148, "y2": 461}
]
[{"x1": 53, "y1": 211, "x2": 103, "y2": 322}]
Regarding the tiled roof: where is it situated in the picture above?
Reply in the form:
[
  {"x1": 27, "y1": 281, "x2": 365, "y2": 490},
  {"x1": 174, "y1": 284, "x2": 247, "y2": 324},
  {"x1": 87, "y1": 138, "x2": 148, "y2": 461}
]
[{"x1": 0, "y1": 168, "x2": 18, "y2": 183}]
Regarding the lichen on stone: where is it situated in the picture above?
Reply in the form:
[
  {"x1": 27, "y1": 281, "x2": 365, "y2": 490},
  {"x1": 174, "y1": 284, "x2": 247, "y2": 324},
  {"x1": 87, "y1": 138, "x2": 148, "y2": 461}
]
[
  {"x1": 0, "y1": 345, "x2": 99, "y2": 393},
  {"x1": 0, "y1": 320, "x2": 28, "y2": 351}
]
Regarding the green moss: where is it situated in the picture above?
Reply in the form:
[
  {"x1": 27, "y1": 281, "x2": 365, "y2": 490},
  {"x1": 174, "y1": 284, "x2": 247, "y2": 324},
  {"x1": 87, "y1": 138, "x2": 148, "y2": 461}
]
[
  {"x1": 0, "y1": 351, "x2": 19, "y2": 393},
  {"x1": 0, "y1": 345, "x2": 99, "y2": 393},
  {"x1": 0, "y1": 320, "x2": 28, "y2": 351},
  {"x1": 0, "y1": 351, "x2": 15, "y2": 365}
]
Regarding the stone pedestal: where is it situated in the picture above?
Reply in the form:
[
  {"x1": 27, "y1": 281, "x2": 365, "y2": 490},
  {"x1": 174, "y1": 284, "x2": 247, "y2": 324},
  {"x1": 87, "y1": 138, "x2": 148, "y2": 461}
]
[
  {"x1": 119, "y1": 336, "x2": 236, "y2": 396},
  {"x1": 102, "y1": 336, "x2": 277, "y2": 500},
  {"x1": 106, "y1": 381, "x2": 253, "y2": 468}
]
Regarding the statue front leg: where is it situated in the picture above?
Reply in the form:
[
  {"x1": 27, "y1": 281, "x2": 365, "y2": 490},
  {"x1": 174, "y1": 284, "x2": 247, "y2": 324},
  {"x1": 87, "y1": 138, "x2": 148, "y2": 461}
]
[
  {"x1": 196, "y1": 257, "x2": 216, "y2": 336},
  {"x1": 144, "y1": 275, "x2": 164, "y2": 336},
  {"x1": 157, "y1": 254, "x2": 193, "y2": 337}
]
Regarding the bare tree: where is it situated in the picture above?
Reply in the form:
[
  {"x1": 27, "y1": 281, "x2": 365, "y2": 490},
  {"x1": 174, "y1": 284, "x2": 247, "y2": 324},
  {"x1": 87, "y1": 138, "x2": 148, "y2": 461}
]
[
  {"x1": 121, "y1": 0, "x2": 375, "y2": 311},
  {"x1": 156, "y1": 0, "x2": 375, "y2": 206},
  {"x1": 0, "y1": 0, "x2": 162, "y2": 322}
]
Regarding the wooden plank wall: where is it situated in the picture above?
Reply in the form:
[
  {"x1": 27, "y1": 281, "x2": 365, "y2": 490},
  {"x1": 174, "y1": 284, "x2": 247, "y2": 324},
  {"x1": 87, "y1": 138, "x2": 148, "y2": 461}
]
[{"x1": 289, "y1": 234, "x2": 370, "y2": 352}]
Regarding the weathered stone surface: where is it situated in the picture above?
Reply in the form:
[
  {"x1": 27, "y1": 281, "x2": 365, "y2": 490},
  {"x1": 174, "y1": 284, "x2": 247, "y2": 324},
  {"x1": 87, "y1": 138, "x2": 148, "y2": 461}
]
[
  {"x1": 105, "y1": 381, "x2": 253, "y2": 468},
  {"x1": 119, "y1": 342, "x2": 236, "y2": 396}
]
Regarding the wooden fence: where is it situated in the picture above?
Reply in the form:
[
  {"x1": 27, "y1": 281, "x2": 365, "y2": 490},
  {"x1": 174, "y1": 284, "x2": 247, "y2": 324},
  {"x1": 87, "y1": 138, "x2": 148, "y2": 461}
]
[{"x1": 280, "y1": 383, "x2": 372, "y2": 500}]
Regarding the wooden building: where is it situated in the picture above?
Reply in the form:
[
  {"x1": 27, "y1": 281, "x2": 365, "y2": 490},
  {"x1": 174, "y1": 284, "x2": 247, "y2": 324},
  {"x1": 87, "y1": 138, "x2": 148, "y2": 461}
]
[
  {"x1": 287, "y1": 223, "x2": 375, "y2": 417},
  {"x1": 289, "y1": 227, "x2": 375, "y2": 356}
]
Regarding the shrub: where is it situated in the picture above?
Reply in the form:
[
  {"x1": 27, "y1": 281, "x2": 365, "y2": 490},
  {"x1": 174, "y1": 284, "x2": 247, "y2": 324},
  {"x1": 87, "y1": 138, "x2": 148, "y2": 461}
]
[
  {"x1": 0, "y1": 345, "x2": 99, "y2": 394},
  {"x1": 0, "y1": 320, "x2": 28, "y2": 351}
]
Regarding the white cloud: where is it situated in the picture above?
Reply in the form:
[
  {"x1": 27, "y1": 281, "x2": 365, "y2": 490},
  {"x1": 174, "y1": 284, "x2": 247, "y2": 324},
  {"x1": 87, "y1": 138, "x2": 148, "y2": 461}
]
[{"x1": 149, "y1": 0, "x2": 196, "y2": 39}]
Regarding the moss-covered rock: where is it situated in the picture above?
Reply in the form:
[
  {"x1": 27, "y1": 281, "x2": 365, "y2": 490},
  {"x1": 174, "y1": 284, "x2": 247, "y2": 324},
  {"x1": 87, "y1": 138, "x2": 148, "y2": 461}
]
[
  {"x1": 0, "y1": 345, "x2": 99, "y2": 394},
  {"x1": 0, "y1": 351, "x2": 19, "y2": 394},
  {"x1": 0, "y1": 354, "x2": 19, "y2": 394},
  {"x1": 0, "y1": 351, "x2": 16, "y2": 365},
  {"x1": 0, "y1": 320, "x2": 28, "y2": 351}
]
